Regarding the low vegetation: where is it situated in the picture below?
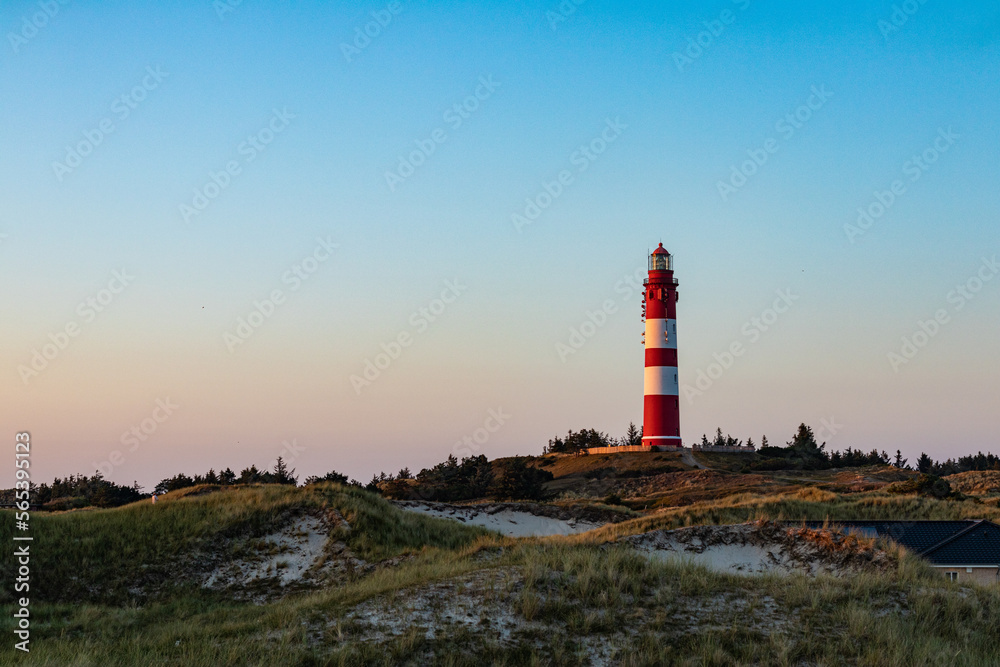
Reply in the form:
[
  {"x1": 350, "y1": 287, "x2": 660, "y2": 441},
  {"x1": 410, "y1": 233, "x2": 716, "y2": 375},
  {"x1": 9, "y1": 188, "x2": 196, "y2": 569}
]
[
  {"x1": 376, "y1": 455, "x2": 553, "y2": 502},
  {"x1": 5, "y1": 481, "x2": 1000, "y2": 664},
  {"x1": 4, "y1": 421, "x2": 1000, "y2": 663},
  {"x1": 0, "y1": 483, "x2": 486, "y2": 607}
]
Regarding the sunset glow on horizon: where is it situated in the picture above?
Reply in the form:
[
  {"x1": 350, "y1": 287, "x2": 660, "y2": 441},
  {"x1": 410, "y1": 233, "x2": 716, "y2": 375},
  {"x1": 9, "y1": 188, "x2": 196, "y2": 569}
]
[{"x1": 2, "y1": 0, "x2": 998, "y2": 490}]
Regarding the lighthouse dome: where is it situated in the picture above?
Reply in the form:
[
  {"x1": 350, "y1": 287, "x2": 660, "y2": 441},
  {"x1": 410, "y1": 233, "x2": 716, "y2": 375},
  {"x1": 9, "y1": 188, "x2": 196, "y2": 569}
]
[{"x1": 649, "y1": 243, "x2": 673, "y2": 271}]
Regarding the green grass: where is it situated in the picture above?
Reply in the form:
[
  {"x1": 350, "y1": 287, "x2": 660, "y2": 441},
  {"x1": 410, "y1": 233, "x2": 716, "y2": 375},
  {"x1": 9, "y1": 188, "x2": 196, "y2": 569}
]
[
  {"x1": 4, "y1": 483, "x2": 1000, "y2": 665},
  {"x1": 0, "y1": 482, "x2": 488, "y2": 605},
  {"x1": 574, "y1": 487, "x2": 1000, "y2": 545}
]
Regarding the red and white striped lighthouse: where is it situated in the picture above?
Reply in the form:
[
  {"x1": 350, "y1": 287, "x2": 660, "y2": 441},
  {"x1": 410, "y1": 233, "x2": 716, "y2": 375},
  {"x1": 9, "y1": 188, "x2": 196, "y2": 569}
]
[{"x1": 642, "y1": 244, "x2": 681, "y2": 449}]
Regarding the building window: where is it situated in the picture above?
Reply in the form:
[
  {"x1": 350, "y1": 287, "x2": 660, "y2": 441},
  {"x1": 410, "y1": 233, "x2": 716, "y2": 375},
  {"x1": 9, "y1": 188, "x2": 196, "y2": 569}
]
[{"x1": 946, "y1": 571, "x2": 958, "y2": 581}]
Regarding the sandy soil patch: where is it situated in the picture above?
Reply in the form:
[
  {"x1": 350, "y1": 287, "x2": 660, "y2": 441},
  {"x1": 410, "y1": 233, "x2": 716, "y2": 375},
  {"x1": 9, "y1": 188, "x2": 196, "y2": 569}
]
[
  {"x1": 203, "y1": 510, "x2": 364, "y2": 599},
  {"x1": 331, "y1": 565, "x2": 797, "y2": 662},
  {"x1": 623, "y1": 520, "x2": 896, "y2": 576},
  {"x1": 395, "y1": 501, "x2": 610, "y2": 537},
  {"x1": 337, "y1": 568, "x2": 627, "y2": 664}
]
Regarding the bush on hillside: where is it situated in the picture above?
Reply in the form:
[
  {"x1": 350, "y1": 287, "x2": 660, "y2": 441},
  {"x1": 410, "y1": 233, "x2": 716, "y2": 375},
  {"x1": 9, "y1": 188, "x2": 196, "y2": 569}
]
[
  {"x1": 886, "y1": 474, "x2": 952, "y2": 499},
  {"x1": 544, "y1": 428, "x2": 614, "y2": 454},
  {"x1": 377, "y1": 454, "x2": 553, "y2": 502},
  {"x1": 918, "y1": 451, "x2": 1000, "y2": 476},
  {"x1": 154, "y1": 458, "x2": 297, "y2": 495},
  {"x1": 25, "y1": 473, "x2": 144, "y2": 509},
  {"x1": 488, "y1": 457, "x2": 553, "y2": 500},
  {"x1": 304, "y1": 470, "x2": 351, "y2": 485},
  {"x1": 401, "y1": 454, "x2": 494, "y2": 502}
]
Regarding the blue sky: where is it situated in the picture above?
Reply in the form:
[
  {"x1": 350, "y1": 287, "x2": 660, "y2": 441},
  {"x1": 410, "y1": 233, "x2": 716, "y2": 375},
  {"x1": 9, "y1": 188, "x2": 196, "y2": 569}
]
[{"x1": 1, "y1": 0, "x2": 998, "y2": 488}]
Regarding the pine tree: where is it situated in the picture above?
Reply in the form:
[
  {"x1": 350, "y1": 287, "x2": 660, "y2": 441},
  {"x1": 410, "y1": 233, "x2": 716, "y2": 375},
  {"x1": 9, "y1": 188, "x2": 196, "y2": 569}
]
[
  {"x1": 746, "y1": 437, "x2": 755, "y2": 449},
  {"x1": 761, "y1": 435, "x2": 769, "y2": 448},
  {"x1": 624, "y1": 422, "x2": 642, "y2": 447},
  {"x1": 272, "y1": 457, "x2": 297, "y2": 485},
  {"x1": 892, "y1": 450, "x2": 909, "y2": 469},
  {"x1": 916, "y1": 452, "x2": 933, "y2": 474}
]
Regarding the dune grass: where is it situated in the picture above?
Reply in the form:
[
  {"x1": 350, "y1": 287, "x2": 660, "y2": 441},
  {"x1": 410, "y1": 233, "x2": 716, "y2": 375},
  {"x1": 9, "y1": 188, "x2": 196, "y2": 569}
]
[
  {"x1": 574, "y1": 488, "x2": 1000, "y2": 545},
  {"x1": 7, "y1": 537, "x2": 1000, "y2": 666},
  {"x1": 5, "y1": 484, "x2": 1000, "y2": 664},
  {"x1": 0, "y1": 482, "x2": 488, "y2": 605}
]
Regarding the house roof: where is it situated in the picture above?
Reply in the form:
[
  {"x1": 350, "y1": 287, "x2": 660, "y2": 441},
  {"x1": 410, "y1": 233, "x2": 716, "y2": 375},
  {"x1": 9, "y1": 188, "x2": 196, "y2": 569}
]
[{"x1": 799, "y1": 520, "x2": 1000, "y2": 566}]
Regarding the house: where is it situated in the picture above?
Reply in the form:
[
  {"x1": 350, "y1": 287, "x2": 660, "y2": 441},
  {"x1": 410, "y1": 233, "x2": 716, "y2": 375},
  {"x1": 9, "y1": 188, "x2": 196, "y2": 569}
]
[{"x1": 804, "y1": 520, "x2": 1000, "y2": 584}]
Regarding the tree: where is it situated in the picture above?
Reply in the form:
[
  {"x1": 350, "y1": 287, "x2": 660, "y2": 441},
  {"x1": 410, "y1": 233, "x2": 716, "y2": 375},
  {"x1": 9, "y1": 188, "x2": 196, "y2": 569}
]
[
  {"x1": 761, "y1": 435, "x2": 769, "y2": 448},
  {"x1": 892, "y1": 450, "x2": 909, "y2": 469},
  {"x1": 916, "y1": 452, "x2": 934, "y2": 474},
  {"x1": 623, "y1": 422, "x2": 642, "y2": 447},
  {"x1": 746, "y1": 437, "x2": 755, "y2": 449},
  {"x1": 305, "y1": 470, "x2": 349, "y2": 485},
  {"x1": 544, "y1": 429, "x2": 613, "y2": 454},
  {"x1": 154, "y1": 473, "x2": 196, "y2": 495},
  {"x1": 786, "y1": 424, "x2": 829, "y2": 467},
  {"x1": 407, "y1": 454, "x2": 494, "y2": 501},
  {"x1": 271, "y1": 457, "x2": 297, "y2": 485},
  {"x1": 488, "y1": 457, "x2": 553, "y2": 500},
  {"x1": 238, "y1": 465, "x2": 263, "y2": 484}
]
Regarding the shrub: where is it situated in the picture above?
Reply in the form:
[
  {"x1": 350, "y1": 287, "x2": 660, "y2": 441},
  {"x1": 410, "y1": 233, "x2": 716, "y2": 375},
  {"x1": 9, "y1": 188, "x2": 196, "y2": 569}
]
[
  {"x1": 544, "y1": 429, "x2": 614, "y2": 454},
  {"x1": 886, "y1": 474, "x2": 952, "y2": 499},
  {"x1": 489, "y1": 457, "x2": 553, "y2": 500}
]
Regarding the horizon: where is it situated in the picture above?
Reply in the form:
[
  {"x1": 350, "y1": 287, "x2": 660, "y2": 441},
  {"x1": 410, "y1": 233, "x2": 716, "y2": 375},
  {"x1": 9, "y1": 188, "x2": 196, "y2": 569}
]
[{"x1": 2, "y1": 0, "x2": 999, "y2": 492}]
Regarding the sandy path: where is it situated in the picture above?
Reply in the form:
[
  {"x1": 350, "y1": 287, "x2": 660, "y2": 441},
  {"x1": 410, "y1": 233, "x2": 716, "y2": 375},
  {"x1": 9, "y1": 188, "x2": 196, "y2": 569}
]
[
  {"x1": 681, "y1": 448, "x2": 707, "y2": 470},
  {"x1": 398, "y1": 502, "x2": 605, "y2": 537}
]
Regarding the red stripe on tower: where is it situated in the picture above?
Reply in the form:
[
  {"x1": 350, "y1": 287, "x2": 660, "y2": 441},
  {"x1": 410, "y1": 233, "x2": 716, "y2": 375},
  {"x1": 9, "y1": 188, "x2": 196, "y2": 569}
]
[{"x1": 642, "y1": 243, "x2": 682, "y2": 449}]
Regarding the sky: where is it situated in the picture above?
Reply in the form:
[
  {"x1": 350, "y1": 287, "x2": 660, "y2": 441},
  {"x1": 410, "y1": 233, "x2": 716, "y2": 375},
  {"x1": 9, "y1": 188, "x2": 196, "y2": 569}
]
[{"x1": 1, "y1": 0, "x2": 998, "y2": 490}]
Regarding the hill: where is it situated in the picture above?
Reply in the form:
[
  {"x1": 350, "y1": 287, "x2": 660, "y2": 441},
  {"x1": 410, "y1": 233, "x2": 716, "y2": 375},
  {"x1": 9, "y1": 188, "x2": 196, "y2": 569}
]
[
  {"x1": 946, "y1": 470, "x2": 1000, "y2": 497},
  {"x1": 5, "y1": 473, "x2": 1000, "y2": 664}
]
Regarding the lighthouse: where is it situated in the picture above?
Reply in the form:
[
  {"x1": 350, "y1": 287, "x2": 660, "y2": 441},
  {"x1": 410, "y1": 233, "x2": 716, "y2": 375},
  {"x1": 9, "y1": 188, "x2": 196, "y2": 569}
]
[{"x1": 641, "y1": 244, "x2": 681, "y2": 450}]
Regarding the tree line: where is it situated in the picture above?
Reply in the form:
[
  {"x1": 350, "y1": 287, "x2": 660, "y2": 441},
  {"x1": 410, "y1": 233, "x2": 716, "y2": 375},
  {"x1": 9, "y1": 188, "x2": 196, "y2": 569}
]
[
  {"x1": 3, "y1": 450, "x2": 554, "y2": 510},
  {"x1": 543, "y1": 422, "x2": 643, "y2": 453},
  {"x1": 541, "y1": 421, "x2": 995, "y2": 476},
  {"x1": 7, "y1": 424, "x2": 995, "y2": 509}
]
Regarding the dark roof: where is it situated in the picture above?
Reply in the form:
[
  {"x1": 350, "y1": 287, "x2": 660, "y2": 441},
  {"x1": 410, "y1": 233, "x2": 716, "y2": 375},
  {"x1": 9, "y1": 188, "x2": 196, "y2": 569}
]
[{"x1": 799, "y1": 520, "x2": 1000, "y2": 566}]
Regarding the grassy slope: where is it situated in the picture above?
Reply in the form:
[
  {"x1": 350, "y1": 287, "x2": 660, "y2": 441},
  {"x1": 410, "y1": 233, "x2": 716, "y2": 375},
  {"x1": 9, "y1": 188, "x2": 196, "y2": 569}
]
[
  {"x1": 6, "y1": 477, "x2": 1000, "y2": 664},
  {"x1": 0, "y1": 483, "x2": 488, "y2": 606},
  {"x1": 947, "y1": 470, "x2": 1000, "y2": 496}
]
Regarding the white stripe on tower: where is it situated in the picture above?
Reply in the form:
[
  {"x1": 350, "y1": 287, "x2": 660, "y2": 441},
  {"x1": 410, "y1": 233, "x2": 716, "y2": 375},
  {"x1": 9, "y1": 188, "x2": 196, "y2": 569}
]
[
  {"x1": 644, "y1": 318, "x2": 677, "y2": 349},
  {"x1": 643, "y1": 366, "x2": 679, "y2": 396}
]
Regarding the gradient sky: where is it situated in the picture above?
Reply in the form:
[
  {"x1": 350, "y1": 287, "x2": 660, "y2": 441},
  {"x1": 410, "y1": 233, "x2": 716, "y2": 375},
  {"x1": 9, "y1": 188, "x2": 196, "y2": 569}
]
[{"x1": 2, "y1": 0, "x2": 999, "y2": 490}]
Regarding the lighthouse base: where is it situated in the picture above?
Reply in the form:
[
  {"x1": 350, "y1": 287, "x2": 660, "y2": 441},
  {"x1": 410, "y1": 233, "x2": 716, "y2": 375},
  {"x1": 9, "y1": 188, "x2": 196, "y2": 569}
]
[{"x1": 642, "y1": 436, "x2": 682, "y2": 450}]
